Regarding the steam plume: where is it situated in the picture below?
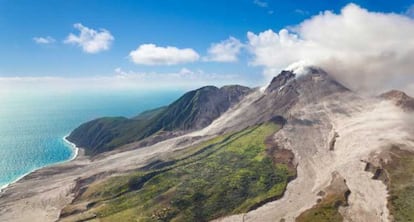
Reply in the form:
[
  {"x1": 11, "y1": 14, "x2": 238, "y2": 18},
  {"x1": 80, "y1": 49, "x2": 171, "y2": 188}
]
[{"x1": 247, "y1": 3, "x2": 414, "y2": 94}]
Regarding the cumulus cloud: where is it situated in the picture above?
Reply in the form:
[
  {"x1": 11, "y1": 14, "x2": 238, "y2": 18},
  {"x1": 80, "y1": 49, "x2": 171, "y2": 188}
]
[
  {"x1": 253, "y1": 0, "x2": 268, "y2": 8},
  {"x1": 247, "y1": 3, "x2": 414, "y2": 93},
  {"x1": 64, "y1": 23, "x2": 114, "y2": 53},
  {"x1": 33, "y1": 36, "x2": 55, "y2": 44},
  {"x1": 204, "y1": 37, "x2": 243, "y2": 62},
  {"x1": 129, "y1": 44, "x2": 200, "y2": 65}
]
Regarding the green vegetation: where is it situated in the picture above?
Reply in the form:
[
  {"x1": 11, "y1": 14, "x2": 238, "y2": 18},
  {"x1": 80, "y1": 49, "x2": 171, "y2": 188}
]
[
  {"x1": 62, "y1": 122, "x2": 296, "y2": 222},
  {"x1": 383, "y1": 147, "x2": 414, "y2": 222},
  {"x1": 67, "y1": 85, "x2": 251, "y2": 156},
  {"x1": 296, "y1": 173, "x2": 349, "y2": 222},
  {"x1": 296, "y1": 192, "x2": 346, "y2": 222}
]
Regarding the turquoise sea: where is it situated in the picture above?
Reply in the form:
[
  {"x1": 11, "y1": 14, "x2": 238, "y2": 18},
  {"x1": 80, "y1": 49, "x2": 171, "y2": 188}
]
[{"x1": 0, "y1": 90, "x2": 183, "y2": 189}]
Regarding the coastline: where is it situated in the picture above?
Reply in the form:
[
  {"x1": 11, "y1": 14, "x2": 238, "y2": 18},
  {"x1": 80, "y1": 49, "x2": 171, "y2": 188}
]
[
  {"x1": 63, "y1": 134, "x2": 80, "y2": 161},
  {"x1": 0, "y1": 174, "x2": 28, "y2": 193},
  {"x1": 0, "y1": 134, "x2": 80, "y2": 193}
]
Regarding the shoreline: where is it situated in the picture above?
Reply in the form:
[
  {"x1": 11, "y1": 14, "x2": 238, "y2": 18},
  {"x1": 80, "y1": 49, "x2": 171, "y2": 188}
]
[
  {"x1": 63, "y1": 134, "x2": 80, "y2": 161},
  {"x1": 0, "y1": 173, "x2": 30, "y2": 193},
  {"x1": 0, "y1": 134, "x2": 80, "y2": 193}
]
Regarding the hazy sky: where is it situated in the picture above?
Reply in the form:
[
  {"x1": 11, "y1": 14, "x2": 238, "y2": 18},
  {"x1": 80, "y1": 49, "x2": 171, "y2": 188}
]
[{"x1": 0, "y1": 0, "x2": 413, "y2": 90}]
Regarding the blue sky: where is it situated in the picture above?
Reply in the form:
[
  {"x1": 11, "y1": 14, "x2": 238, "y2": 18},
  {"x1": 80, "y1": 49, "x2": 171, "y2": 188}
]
[{"x1": 0, "y1": 0, "x2": 413, "y2": 90}]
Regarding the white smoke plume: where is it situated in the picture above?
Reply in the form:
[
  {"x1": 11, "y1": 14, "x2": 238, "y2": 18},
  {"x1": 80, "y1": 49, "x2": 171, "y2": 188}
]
[{"x1": 247, "y1": 3, "x2": 414, "y2": 94}]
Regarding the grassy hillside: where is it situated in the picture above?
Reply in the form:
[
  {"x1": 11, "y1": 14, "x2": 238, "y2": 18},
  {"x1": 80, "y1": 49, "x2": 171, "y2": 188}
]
[
  {"x1": 383, "y1": 147, "x2": 414, "y2": 222},
  {"x1": 296, "y1": 191, "x2": 347, "y2": 222},
  {"x1": 296, "y1": 173, "x2": 350, "y2": 222},
  {"x1": 67, "y1": 85, "x2": 251, "y2": 156},
  {"x1": 60, "y1": 122, "x2": 296, "y2": 222}
]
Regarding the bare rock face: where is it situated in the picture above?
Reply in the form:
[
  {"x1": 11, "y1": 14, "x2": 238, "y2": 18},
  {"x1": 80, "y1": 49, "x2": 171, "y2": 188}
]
[
  {"x1": 212, "y1": 67, "x2": 350, "y2": 134},
  {"x1": 380, "y1": 90, "x2": 414, "y2": 111},
  {"x1": 265, "y1": 67, "x2": 349, "y2": 112},
  {"x1": 265, "y1": 67, "x2": 348, "y2": 96},
  {"x1": 265, "y1": 70, "x2": 296, "y2": 93}
]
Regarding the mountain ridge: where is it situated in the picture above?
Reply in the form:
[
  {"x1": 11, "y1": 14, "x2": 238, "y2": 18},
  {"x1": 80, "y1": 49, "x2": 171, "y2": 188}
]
[
  {"x1": 67, "y1": 84, "x2": 252, "y2": 156},
  {"x1": 380, "y1": 89, "x2": 414, "y2": 110}
]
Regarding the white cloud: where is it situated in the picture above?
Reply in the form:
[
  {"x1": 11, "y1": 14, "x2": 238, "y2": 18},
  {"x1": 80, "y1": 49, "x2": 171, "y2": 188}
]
[
  {"x1": 129, "y1": 44, "x2": 200, "y2": 65},
  {"x1": 247, "y1": 3, "x2": 414, "y2": 93},
  {"x1": 64, "y1": 23, "x2": 114, "y2": 53},
  {"x1": 0, "y1": 69, "x2": 244, "y2": 93},
  {"x1": 178, "y1": 67, "x2": 194, "y2": 75},
  {"x1": 33, "y1": 36, "x2": 55, "y2": 44},
  {"x1": 294, "y1": 9, "x2": 309, "y2": 16},
  {"x1": 204, "y1": 37, "x2": 243, "y2": 62},
  {"x1": 253, "y1": 0, "x2": 268, "y2": 8}
]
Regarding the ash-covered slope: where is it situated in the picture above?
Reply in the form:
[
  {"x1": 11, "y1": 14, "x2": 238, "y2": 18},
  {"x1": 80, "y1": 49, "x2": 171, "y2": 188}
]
[
  {"x1": 201, "y1": 67, "x2": 349, "y2": 135},
  {"x1": 380, "y1": 89, "x2": 414, "y2": 111},
  {"x1": 214, "y1": 69, "x2": 414, "y2": 222},
  {"x1": 67, "y1": 85, "x2": 251, "y2": 156},
  {"x1": 260, "y1": 67, "x2": 349, "y2": 116}
]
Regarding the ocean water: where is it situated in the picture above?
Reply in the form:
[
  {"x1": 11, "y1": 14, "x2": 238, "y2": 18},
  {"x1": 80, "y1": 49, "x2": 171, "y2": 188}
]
[{"x1": 0, "y1": 89, "x2": 183, "y2": 189}]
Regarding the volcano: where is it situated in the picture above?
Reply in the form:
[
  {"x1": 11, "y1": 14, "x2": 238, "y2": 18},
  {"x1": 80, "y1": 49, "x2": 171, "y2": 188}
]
[{"x1": 1, "y1": 67, "x2": 414, "y2": 222}]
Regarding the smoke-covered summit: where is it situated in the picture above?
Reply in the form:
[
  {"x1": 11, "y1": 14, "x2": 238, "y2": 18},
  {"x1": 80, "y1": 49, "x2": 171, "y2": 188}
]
[{"x1": 248, "y1": 3, "x2": 414, "y2": 94}]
